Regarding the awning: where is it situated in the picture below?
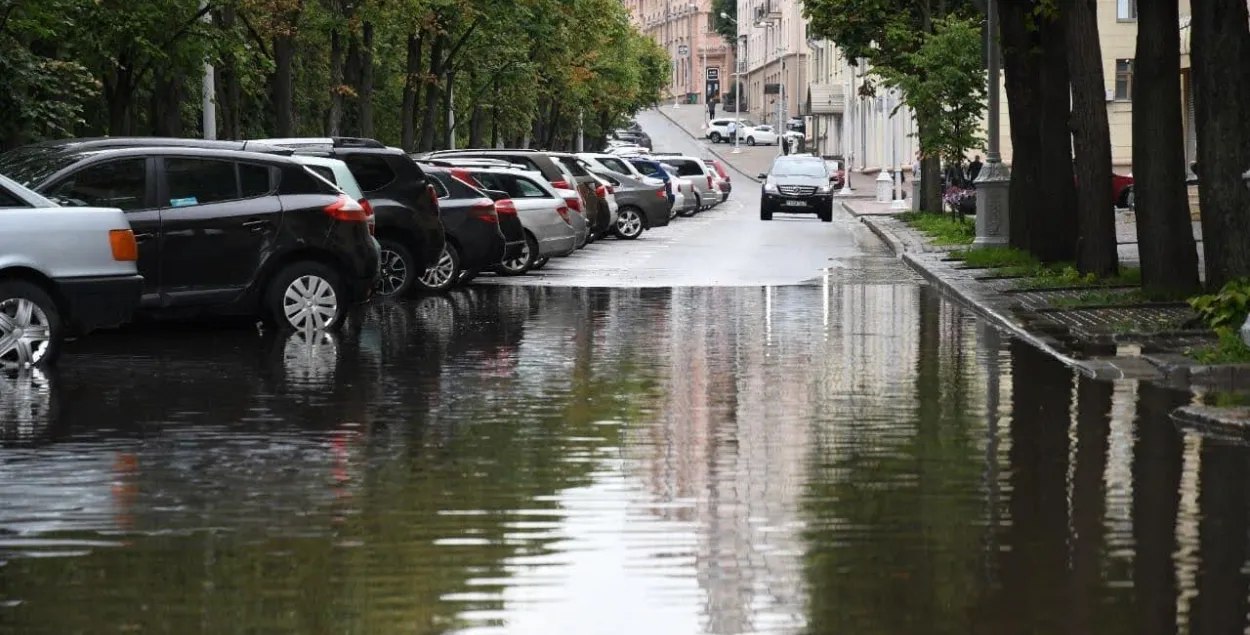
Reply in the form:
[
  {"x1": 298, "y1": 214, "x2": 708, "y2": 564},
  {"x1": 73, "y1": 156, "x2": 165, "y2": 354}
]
[{"x1": 807, "y1": 83, "x2": 845, "y2": 115}]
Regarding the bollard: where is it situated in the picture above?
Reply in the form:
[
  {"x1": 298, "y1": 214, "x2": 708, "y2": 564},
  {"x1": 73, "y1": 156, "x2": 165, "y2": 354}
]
[
  {"x1": 875, "y1": 170, "x2": 893, "y2": 203},
  {"x1": 911, "y1": 174, "x2": 921, "y2": 211}
]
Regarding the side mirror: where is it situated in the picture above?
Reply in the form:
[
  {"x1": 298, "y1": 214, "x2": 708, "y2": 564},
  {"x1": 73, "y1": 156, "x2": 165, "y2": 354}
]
[{"x1": 757, "y1": 173, "x2": 767, "y2": 180}]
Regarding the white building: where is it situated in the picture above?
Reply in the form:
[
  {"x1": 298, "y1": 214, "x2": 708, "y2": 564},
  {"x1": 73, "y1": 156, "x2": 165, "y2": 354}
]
[{"x1": 735, "y1": 0, "x2": 808, "y2": 126}]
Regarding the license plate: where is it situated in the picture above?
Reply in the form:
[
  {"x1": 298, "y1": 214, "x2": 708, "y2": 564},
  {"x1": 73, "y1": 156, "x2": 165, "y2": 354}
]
[{"x1": 784, "y1": 199, "x2": 807, "y2": 207}]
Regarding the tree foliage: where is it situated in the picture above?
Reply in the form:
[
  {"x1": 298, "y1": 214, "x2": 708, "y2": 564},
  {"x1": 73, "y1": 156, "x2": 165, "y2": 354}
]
[
  {"x1": 0, "y1": 0, "x2": 669, "y2": 151},
  {"x1": 711, "y1": 0, "x2": 736, "y2": 44}
]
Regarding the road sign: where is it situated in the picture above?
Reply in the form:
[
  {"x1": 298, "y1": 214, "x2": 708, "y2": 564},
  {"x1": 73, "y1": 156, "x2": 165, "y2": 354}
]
[
  {"x1": 706, "y1": 68, "x2": 719, "y2": 80},
  {"x1": 677, "y1": 44, "x2": 690, "y2": 57}
]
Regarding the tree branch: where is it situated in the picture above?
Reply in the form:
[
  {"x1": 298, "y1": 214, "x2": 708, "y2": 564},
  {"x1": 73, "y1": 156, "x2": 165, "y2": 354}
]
[
  {"x1": 132, "y1": 3, "x2": 215, "y2": 86},
  {"x1": 236, "y1": 8, "x2": 274, "y2": 59},
  {"x1": 438, "y1": 16, "x2": 483, "y2": 73},
  {"x1": 0, "y1": 2, "x2": 17, "y2": 38}
]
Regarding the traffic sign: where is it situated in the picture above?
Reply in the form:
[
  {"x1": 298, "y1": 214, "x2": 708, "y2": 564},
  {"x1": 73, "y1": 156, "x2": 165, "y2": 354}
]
[
  {"x1": 706, "y1": 68, "x2": 719, "y2": 80},
  {"x1": 677, "y1": 44, "x2": 690, "y2": 57}
]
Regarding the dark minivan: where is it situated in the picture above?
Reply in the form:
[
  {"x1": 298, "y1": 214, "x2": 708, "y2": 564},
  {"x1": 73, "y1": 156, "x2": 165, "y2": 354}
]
[{"x1": 0, "y1": 144, "x2": 379, "y2": 330}]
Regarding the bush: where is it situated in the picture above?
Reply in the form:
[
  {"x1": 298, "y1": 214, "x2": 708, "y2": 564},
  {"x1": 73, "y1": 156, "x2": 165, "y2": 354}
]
[
  {"x1": 899, "y1": 212, "x2": 974, "y2": 245},
  {"x1": 1190, "y1": 278, "x2": 1250, "y2": 331}
]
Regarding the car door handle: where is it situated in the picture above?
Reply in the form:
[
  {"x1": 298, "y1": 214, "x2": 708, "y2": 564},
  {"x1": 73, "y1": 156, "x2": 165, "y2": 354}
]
[
  {"x1": 241, "y1": 219, "x2": 272, "y2": 232},
  {"x1": 133, "y1": 232, "x2": 154, "y2": 243}
]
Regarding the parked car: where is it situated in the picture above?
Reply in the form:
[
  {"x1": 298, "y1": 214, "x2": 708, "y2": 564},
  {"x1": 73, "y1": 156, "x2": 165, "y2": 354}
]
[
  {"x1": 585, "y1": 167, "x2": 671, "y2": 239},
  {"x1": 758, "y1": 155, "x2": 836, "y2": 222},
  {"x1": 823, "y1": 157, "x2": 848, "y2": 190},
  {"x1": 655, "y1": 154, "x2": 720, "y2": 211},
  {"x1": 575, "y1": 152, "x2": 661, "y2": 184},
  {"x1": 0, "y1": 144, "x2": 379, "y2": 331},
  {"x1": 743, "y1": 124, "x2": 780, "y2": 146},
  {"x1": 0, "y1": 174, "x2": 143, "y2": 367},
  {"x1": 550, "y1": 160, "x2": 595, "y2": 247},
  {"x1": 703, "y1": 158, "x2": 732, "y2": 199},
  {"x1": 706, "y1": 118, "x2": 758, "y2": 144},
  {"x1": 419, "y1": 166, "x2": 520, "y2": 290},
  {"x1": 32, "y1": 136, "x2": 443, "y2": 299},
  {"x1": 661, "y1": 164, "x2": 699, "y2": 217},
  {"x1": 612, "y1": 129, "x2": 653, "y2": 150},
  {"x1": 451, "y1": 165, "x2": 579, "y2": 273},
  {"x1": 548, "y1": 152, "x2": 616, "y2": 238}
]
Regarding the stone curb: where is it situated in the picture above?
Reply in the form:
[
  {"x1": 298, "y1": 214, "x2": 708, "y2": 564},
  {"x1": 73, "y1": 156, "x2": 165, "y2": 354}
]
[
  {"x1": 654, "y1": 108, "x2": 762, "y2": 184},
  {"x1": 1171, "y1": 405, "x2": 1250, "y2": 442},
  {"x1": 840, "y1": 202, "x2": 1117, "y2": 379}
]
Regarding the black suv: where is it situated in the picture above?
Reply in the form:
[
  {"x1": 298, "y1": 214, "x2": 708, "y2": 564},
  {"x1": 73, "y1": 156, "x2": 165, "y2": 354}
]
[
  {"x1": 21, "y1": 137, "x2": 445, "y2": 298},
  {"x1": 418, "y1": 166, "x2": 525, "y2": 290},
  {"x1": 0, "y1": 144, "x2": 379, "y2": 330},
  {"x1": 757, "y1": 156, "x2": 836, "y2": 222}
]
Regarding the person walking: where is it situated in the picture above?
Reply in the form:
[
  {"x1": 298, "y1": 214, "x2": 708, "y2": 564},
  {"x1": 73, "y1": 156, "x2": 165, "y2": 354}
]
[
  {"x1": 708, "y1": 98, "x2": 717, "y2": 120},
  {"x1": 968, "y1": 155, "x2": 983, "y2": 183},
  {"x1": 727, "y1": 120, "x2": 737, "y2": 144}
]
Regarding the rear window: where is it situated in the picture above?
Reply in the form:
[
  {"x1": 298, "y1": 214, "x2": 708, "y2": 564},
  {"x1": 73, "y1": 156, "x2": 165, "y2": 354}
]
[
  {"x1": 555, "y1": 156, "x2": 589, "y2": 177},
  {"x1": 240, "y1": 164, "x2": 273, "y2": 197},
  {"x1": 343, "y1": 155, "x2": 397, "y2": 192},
  {"x1": 0, "y1": 146, "x2": 89, "y2": 188},
  {"x1": 662, "y1": 159, "x2": 703, "y2": 177},
  {"x1": 280, "y1": 166, "x2": 338, "y2": 195},
  {"x1": 599, "y1": 157, "x2": 631, "y2": 174},
  {"x1": 307, "y1": 165, "x2": 337, "y2": 185}
]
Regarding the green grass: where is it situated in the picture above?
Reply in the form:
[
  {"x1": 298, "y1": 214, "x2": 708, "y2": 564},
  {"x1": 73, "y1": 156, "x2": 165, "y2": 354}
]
[
  {"x1": 1048, "y1": 289, "x2": 1146, "y2": 309},
  {"x1": 1190, "y1": 328, "x2": 1250, "y2": 364},
  {"x1": 899, "y1": 212, "x2": 974, "y2": 245},
  {"x1": 1201, "y1": 391, "x2": 1250, "y2": 408},
  {"x1": 1012, "y1": 264, "x2": 1142, "y2": 290},
  {"x1": 950, "y1": 247, "x2": 1038, "y2": 269}
]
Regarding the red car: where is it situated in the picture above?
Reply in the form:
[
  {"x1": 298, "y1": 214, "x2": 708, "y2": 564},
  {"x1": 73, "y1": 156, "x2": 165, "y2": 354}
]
[{"x1": 1111, "y1": 172, "x2": 1134, "y2": 209}]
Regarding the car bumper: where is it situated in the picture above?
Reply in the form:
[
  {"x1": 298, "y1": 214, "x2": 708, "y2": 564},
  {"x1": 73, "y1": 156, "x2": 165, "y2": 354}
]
[
  {"x1": 452, "y1": 225, "x2": 506, "y2": 271},
  {"x1": 640, "y1": 199, "x2": 671, "y2": 228},
  {"x1": 761, "y1": 193, "x2": 833, "y2": 215},
  {"x1": 57, "y1": 274, "x2": 144, "y2": 334},
  {"x1": 539, "y1": 233, "x2": 578, "y2": 257}
]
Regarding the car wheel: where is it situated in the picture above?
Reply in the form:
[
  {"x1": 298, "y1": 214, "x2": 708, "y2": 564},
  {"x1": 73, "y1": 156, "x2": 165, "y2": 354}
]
[
  {"x1": 0, "y1": 280, "x2": 62, "y2": 369},
  {"x1": 760, "y1": 209, "x2": 773, "y2": 221},
  {"x1": 497, "y1": 232, "x2": 538, "y2": 276},
  {"x1": 615, "y1": 207, "x2": 645, "y2": 240},
  {"x1": 532, "y1": 256, "x2": 550, "y2": 271},
  {"x1": 819, "y1": 209, "x2": 833, "y2": 222},
  {"x1": 747, "y1": 137, "x2": 756, "y2": 146},
  {"x1": 268, "y1": 261, "x2": 347, "y2": 332},
  {"x1": 375, "y1": 238, "x2": 416, "y2": 298},
  {"x1": 709, "y1": 132, "x2": 722, "y2": 143},
  {"x1": 417, "y1": 243, "x2": 461, "y2": 292},
  {"x1": 680, "y1": 194, "x2": 699, "y2": 217}
]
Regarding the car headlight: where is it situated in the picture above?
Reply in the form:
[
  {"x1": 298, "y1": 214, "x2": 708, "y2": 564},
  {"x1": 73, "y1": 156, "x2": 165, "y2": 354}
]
[
  {"x1": 817, "y1": 184, "x2": 832, "y2": 194},
  {"x1": 763, "y1": 182, "x2": 778, "y2": 193}
]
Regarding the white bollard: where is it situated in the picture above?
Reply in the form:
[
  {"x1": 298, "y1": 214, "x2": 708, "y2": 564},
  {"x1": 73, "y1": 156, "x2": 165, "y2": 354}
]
[{"x1": 875, "y1": 170, "x2": 893, "y2": 204}]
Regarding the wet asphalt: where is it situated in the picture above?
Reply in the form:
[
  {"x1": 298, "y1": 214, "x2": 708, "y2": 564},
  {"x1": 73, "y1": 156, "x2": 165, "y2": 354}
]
[{"x1": 1, "y1": 114, "x2": 1247, "y2": 635}]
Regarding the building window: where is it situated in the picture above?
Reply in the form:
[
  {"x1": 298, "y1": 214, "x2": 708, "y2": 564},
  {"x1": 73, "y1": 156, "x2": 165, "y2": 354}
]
[
  {"x1": 707, "y1": 12, "x2": 715, "y2": 32},
  {"x1": 1114, "y1": 59, "x2": 1134, "y2": 100},
  {"x1": 1117, "y1": 0, "x2": 1136, "y2": 20}
]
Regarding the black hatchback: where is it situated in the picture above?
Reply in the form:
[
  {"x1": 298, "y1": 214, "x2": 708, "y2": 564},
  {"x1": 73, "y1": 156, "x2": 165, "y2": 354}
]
[
  {"x1": 0, "y1": 144, "x2": 379, "y2": 330},
  {"x1": 417, "y1": 166, "x2": 525, "y2": 291}
]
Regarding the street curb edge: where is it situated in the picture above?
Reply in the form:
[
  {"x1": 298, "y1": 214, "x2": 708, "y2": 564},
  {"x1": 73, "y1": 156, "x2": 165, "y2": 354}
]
[
  {"x1": 844, "y1": 203, "x2": 907, "y2": 259},
  {"x1": 653, "y1": 108, "x2": 762, "y2": 184}
]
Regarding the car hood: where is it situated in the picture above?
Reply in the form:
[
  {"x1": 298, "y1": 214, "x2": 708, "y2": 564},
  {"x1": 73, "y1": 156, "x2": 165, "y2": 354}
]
[{"x1": 769, "y1": 175, "x2": 827, "y2": 187}]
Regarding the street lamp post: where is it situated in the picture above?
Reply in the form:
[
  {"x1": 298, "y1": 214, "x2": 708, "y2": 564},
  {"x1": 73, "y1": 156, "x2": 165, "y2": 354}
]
[
  {"x1": 838, "y1": 56, "x2": 854, "y2": 195},
  {"x1": 891, "y1": 89, "x2": 908, "y2": 209},
  {"x1": 974, "y1": 0, "x2": 1009, "y2": 246},
  {"x1": 722, "y1": 11, "x2": 744, "y2": 154}
]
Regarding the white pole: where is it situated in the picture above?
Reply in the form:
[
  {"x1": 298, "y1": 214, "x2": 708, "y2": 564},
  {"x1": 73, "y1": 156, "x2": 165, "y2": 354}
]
[
  {"x1": 200, "y1": 0, "x2": 216, "y2": 140},
  {"x1": 576, "y1": 110, "x2": 584, "y2": 152},
  {"x1": 839, "y1": 57, "x2": 853, "y2": 194},
  {"x1": 446, "y1": 81, "x2": 456, "y2": 150},
  {"x1": 891, "y1": 89, "x2": 908, "y2": 209},
  {"x1": 733, "y1": 36, "x2": 743, "y2": 154}
]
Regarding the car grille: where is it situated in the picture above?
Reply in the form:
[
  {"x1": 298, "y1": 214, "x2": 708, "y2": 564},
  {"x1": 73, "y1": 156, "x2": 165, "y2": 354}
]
[{"x1": 778, "y1": 185, "x2": 816, "y2": 196}]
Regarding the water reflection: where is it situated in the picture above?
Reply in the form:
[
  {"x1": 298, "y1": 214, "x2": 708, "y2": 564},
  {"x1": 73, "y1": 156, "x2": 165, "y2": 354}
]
[{"x1": 2, "y1": 282, "x2": 1250, "y2": 634}]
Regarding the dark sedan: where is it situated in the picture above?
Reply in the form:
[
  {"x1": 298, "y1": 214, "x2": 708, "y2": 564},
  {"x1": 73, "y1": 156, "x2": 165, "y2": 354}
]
[
  {"x1": 418, "y1": 166, "x2": 522, "y2": 291},
  {"x1": 758, "y1": 156, "x2": 836, "y2": 223}
]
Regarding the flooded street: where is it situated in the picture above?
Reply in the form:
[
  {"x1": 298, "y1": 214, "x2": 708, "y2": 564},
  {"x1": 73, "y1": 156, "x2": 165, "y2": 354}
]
[{"x1": 1, "y1": 278, "x2": 1243, "y2": 634}]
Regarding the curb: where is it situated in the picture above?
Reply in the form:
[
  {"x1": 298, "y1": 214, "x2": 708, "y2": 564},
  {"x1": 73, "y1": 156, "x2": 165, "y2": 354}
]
[
  {"x1": 843, "y1": 202, "x2": 907, "y2": 259},
  {"x1": 654, "y1": 108, "x2": 762, "y2": 184},
  {"x1": 1171, "y1": 405, "x2": 1250, "y2": 443}
]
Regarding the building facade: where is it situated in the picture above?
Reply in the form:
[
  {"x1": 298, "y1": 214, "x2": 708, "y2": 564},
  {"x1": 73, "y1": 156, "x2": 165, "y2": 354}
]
[
  {"x1": 624, "y1": 0, "x2": 735, "y2": 104},
  {"x1": 732, "y1": 0, "x2": 807, "y2": 125}
]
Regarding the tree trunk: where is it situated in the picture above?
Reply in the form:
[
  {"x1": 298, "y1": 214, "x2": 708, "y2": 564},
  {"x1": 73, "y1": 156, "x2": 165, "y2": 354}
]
[
  {"x1": 1034, "y1": 10, "x2": 1078, "y2": 263},
  {"x1": 467, "y1": 70, "x2": 484, "y2": 147},
  {"x1": 151, "y1": 73, "x2": 183, "y2": 137},
  {"x1": 1063, "y1": 0, "x2": 1118, "y2": 276},
  {"x1": 999, "y1": 0, "x2": 1042, "y2": 249},
  {"x1": 1134, "y1": 0, "x2": 1201, "y2": 293},
  {"x1": 401, "y1": 31, "x2": 424, "y2": 151},
  {"x1": 1192, "y1": 0, "x2": 1250, "y2": 288},
  {"x1": 328, "y1": 29, "x2": 345, "y2": 137},
  {"x1": 490, "y1": 80, "x2": 500, "y2": 147},
  {"x1": 359, "y1": 22, "x2": 375, "y2": 138},
  {"x1": 104, "y1": 64, "x2": 135, "y2": 136},
  {"x1": 213, "y1": 7, "x2": 242, "y2": 139},
  {"x1": 543, "y1": 100, "x2": 561, "y2": 150},
  {"x1": 272, "y1": 35, "x2": 297, "y2": 137},
  {"x1": 417, "y1": 33, "x2": 446, "y2": 151}
]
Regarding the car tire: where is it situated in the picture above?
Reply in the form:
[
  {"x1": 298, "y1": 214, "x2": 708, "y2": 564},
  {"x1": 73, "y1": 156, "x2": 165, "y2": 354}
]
[
  {"x1": 615, "y1": 207, "x2": 645, "y2": 240},
  {"x1": 819, "y1": 209, "x2": 833, "y2": 222},
  {"x1": 375, "y1": 238, "x2": 416, "y2": 298},
  {"x1": 532, "y1": 256, "x2": 550, "y2": 270},
  {"x1": 760, "y1": 209, "x2": 773, "y2": 221},
  {"x1": 0, "y1": 280, "x2": 63, "y2": 369},
  {"x1": 747, "y1": 137, "x2": 756, "y2": 146},
  {"x1": 680, "y1": 194, "x2": 699, "y2": 217},
  {"x1": 1125, "y1": 186, "x2": 1135, "y2": 211},
  {"x1": 416, "y1": 243, "x2": 461, "y2": 292},
  {"x1": 496, "y1": 232, "x2": 538, "y2": 276},
  {"x1": 267, "y1": 261, "x2": 348, "y2": 332},
  {"x1": 709, "y1": 132, "x2": 722, "y2": 143}
]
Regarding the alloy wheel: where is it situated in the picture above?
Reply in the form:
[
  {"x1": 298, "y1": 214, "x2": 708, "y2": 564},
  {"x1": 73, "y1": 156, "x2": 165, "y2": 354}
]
[
  {"x1": 501, "y1": 241, "x2": 531, "y2": 273},
  {"x1": 0, "y1": 298, "x2": 52, "y2": 368},
  {"x1": 421, "y1": 247, "x2": 456, "y2": 288},
  {"x1": 617, "y1": 209, "x2": 643, "y2": 238},
  {"x1": 376, "y1": 248, "x2": 408, "y2": 296},
  {"x1": 282, "y1": 275, "x2": 339, "y2": 331}
]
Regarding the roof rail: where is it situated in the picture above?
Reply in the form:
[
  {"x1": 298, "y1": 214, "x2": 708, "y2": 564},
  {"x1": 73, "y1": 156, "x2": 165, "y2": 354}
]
[
  {"x1": 331, "y1": 136, "x2": 387, "y2": 148},
  {"x1": 427, "y1": 148, "x2": 541, "y2": 155}
]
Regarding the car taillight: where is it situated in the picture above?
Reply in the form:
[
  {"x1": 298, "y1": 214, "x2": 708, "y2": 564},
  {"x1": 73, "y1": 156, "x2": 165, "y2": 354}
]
[
  {"x1": 551, "y1": 179, "x2": 570, "y2": 189},
  {"x1": 470, "y1": 199, "x2": 499, "y2": 224},
  {"x1": 556, "y1": 205, "x2": 572, "y2": 225},
  {"x1": 707, "y1": 175, "x2": 714, "y2": 189},
  {"x1": 564, "y1": 195, "x2": 582, "y2": 212},
  {"x1": 324, "y1": 194, "x2": 369, "y2": 222},
  {"x1": 595, "y1": 184, "x2": 607, "y2": 198},
  {"x1": 494, "y1": 199, "x2": 518, "y2": 216},
  {"x1": 109, "y1": 229, "x2": 138, "y2": 262},
  {"x1": 360, "y1": 199, "x2": 375, "y2": 235}
]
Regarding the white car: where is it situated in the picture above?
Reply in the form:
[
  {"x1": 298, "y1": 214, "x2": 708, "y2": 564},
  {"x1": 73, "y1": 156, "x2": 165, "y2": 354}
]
[
  {"x1": 743, "y1": 124, "x2": 780, "y2": 146},
  {"x1": 576, "y1": 152, "x2": 664, "y2": 185},
  {"x1": 0, "y1": 174, "x2": 143, "y2": 367},
  {"x1": 706, "y1": 117, "x2": 758, "y2": 144}
]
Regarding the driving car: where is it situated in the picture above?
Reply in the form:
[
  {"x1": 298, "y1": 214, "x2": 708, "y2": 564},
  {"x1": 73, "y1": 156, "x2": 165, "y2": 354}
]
[
  {"x1": 758, "y1": 155, "x2": 836, "y2": 222},
  {"x1": 0, "y1": 174, "x2": 143, "y2": 368}
]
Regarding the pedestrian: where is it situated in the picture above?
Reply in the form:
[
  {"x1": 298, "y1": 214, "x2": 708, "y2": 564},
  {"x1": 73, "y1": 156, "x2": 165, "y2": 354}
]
[
  {"x1": 781, "y1": 134, "x2": 791, "y2": 155},
  {"x1": 727, "y1": 120, "x2": 737, "y2": 144},
  {"x1": 708, "y1": 98, "x2": 717, "y2": 120},
  {"x1": 968, "y1": 155, "x2": 983, "y2": 182}
]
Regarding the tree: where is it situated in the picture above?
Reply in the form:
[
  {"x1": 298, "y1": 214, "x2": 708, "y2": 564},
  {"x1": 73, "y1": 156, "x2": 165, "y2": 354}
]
[
  {"x1": 802, "y1": 0, "x2": 980, "y2": 214},
  {"x1": 877, "y1": 16, "x2": 986, "y2": 206},
  {"x1": 1191, "y1": 0, "x2": 1250, "y2": 288},
  {"x1": 1132, "y1": 0, "x2": 1200, "y2": 293},
  {"x1": 1062, "y1": 0, "x2": 1118, "y2": 276},
  {"x1": 711, "y1": 0, "x2": 735, "y2": 44},
  {"x1": 998, "y1": 1, "x2": 1077, "y2": 262}
]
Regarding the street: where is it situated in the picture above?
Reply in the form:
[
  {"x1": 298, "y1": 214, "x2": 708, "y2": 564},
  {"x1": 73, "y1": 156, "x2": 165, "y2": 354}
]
[{"x1": 0, "y1": 117, "x2": 1247, "y2": 635}]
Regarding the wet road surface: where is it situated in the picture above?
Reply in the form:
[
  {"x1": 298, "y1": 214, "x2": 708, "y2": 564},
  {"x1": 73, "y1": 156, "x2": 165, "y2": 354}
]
[{"x1": 2, "y1": 116, "x2": 1248, "y2": 635}]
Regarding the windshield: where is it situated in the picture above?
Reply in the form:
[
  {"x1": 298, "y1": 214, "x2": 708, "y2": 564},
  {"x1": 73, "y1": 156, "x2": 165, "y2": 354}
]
[
  {"x1": 771, "y1": 159, "x2": 827, "y2": 178},
  {"x1": 0, "y1": 146, "x2": 86, "y2": 188}
]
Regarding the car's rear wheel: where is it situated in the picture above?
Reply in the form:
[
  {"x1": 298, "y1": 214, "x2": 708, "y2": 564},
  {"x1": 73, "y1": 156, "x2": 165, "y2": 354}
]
[
  {"x1": 268, "y1": 262, "x2": 347, "y2": 332},
  {"x1": 747, "y1": 137, "x2": 756, "y2": 146},
  {"x1": 497, "y1": 232, "x2": 538, "y2": 276},
  {"x1": 615, "y1": 207, "x2": 645, "y2": 240},
  {"x1": 375, "y1": 238, "x2": 415, "y2": 298},
  {"x1": 710, "y1": 132, "x2": 722, "y2": 143},
  {"x1": 417, "y1": 243, "x2": 461, "y2": 292},
  {"x1": 0, "y1": 280, "x2": 61, "y2": 369}
]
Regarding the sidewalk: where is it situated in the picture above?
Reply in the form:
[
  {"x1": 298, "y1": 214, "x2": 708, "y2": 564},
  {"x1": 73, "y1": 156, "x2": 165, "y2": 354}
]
[
  {"x1": 842, "y1": 199, "x2": 1226, "y2": 387},
  {"x1": 655, "y1": 106, "x2": 877, "y2": 195}
]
